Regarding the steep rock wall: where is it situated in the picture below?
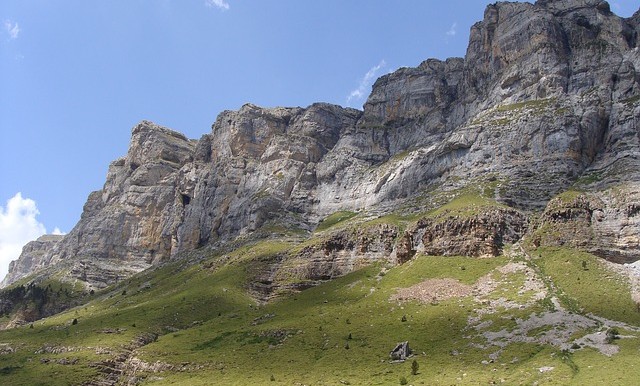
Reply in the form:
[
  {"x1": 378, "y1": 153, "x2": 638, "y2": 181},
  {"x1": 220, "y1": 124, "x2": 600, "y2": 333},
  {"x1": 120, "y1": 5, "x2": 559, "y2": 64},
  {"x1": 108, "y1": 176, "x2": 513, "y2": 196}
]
[{"x1": 3, "y1": 0, "x2": 640, "y2": 290}]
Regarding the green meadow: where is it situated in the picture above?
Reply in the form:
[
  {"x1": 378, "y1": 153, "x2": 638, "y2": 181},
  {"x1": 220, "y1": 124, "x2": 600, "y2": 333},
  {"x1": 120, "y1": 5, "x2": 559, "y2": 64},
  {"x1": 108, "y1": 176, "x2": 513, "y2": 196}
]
[{"x1": 1, "y1": 240, "x2": 639, "y2": 385}]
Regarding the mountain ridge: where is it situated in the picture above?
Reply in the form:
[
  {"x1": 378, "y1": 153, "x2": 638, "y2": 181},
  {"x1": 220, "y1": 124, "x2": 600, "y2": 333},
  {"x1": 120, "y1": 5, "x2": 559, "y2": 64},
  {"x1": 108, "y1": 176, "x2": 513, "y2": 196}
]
[
  {"x1": 2, "y1": 2, "x2": 640, "y2": 384},
  {"x1": 2, "y1": 0, "x2": 639, "y2": 305}
]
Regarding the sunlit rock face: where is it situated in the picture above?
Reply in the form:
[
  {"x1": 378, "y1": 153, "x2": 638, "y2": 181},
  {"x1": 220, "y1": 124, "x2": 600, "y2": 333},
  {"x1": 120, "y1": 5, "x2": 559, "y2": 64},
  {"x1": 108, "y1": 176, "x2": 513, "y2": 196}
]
[{"x1": 3, "y1": 0, "x2": 640, "y2": 289}]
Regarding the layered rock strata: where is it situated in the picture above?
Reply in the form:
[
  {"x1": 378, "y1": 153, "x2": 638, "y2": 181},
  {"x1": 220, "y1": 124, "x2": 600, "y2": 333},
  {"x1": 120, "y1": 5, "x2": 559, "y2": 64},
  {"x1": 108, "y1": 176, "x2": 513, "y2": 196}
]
[{"x1": 3, "y1": 0, "x2": 639, "y2": 290}]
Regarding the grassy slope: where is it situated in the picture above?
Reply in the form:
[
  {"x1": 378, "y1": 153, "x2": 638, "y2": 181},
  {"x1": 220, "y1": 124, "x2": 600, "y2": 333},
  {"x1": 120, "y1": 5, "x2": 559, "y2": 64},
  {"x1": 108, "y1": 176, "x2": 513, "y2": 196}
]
[
  {"x1": 1, "y1": 243, "x2": 638, "y2": 385},
  {"x1": 138, "y1": 255, "x2": 504, "y2": 385},
  {"x1": 1, "y1": 186, "x2": 639, "y2": 385}
]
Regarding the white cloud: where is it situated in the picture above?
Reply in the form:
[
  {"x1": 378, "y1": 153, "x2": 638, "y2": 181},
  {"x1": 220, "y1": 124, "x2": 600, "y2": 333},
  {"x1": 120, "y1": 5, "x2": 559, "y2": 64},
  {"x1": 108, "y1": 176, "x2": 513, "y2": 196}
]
[
  {"x1": 4, "y1": 20, "x2": 20, "y2": 40},
  {"x1": 347, "y1": 60, "x2": 387, "y2": 107},
  {"x1": 446, "y1": 22, "x2": 457, "y2": 37},
  {"x1": 0, "y1": 193, "x2": 56, "y2": 280},
  {"x1": 52, "y1": 227, "x2": 66, "y2": 235},
  {"x1": 205, "y1": 0, "x2": 230, "y2": 10}
]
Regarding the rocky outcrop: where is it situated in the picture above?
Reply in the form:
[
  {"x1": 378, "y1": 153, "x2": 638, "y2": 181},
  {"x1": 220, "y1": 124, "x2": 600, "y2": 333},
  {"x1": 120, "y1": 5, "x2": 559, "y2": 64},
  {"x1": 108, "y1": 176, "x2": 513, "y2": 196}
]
[
  {"x1": 390, "y1": 341, "x2": 412, "y2": 361},
  {"x1": 0, "y1": 280, "x2": 89, "y2": 329},
  {"x1": 534, "y1": 186, "x2": 640, "y2": 263},
  {"x1": 292, "y1": 223, "x2": 398, "y2": 274},
  {"x1": 3, "y1": 0, "x2": 640, "y2": 291},
  {"x1": 85, "y1": 332, "x2": 158, "y2": 386},
  {"x1": 1, "y1": 235, "x2": 63, "y2": 287},
  {"x1": 249, "y1": 223, "x2": 400, "y2": 300},
  {"x1": 410, "y1": 207, "x2": 529, "y2": 258},
  {"x1": 173, "y1": 103, "x2": 363, "y2": 252}
]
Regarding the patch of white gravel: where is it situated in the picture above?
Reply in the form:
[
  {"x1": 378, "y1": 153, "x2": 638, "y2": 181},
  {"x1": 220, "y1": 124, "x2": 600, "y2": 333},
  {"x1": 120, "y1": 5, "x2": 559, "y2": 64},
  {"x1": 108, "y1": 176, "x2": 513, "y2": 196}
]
[
  {"x1": 468, "y1": 261, "x2": 548, "y2": 325},
  {"x1": 468, "y1": 252, "x2": 639, "y2": 358},
  {"x1": 393, "y1": 248, "x2": 640, "y2": 360},
  {"x1": 622, "y1": 260, "x2": 640, "y2": 305},
  {"x1": 480, "y1": 307, "x2": 596, "y2": 347}
]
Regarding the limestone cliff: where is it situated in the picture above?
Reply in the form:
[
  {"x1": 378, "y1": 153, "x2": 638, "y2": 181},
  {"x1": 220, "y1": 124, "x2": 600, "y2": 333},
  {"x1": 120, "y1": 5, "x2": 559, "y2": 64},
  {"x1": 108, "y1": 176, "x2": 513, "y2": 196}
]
[
  {"x1": 3, "y1": 0, "x2": 639, "y2": 291},
  {"x1": 0, "y1": 235, "x2": 64, "y2": 287}
]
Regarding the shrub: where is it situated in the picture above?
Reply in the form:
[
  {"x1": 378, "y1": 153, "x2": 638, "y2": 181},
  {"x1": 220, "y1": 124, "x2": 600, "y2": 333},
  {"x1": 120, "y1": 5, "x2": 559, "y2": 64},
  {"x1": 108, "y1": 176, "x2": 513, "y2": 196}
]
[
  {"x1": 270, "y1": 375, "x2": 276, "y2": 382},
  {"x1": 411, "y1": 359, "x2": 419, "y2": 375},
  {"x1": 400, "y1": 376, "x2": 408, "y2": 385},
  {"x1": 606, "y1": 327, "x2": 619, "y2": 343},
  {"x1": 401, "y1": 315, "x2": 407, "y2": 322},
  {"x1": 71, "y1": 318, "x2": 78, "y2": 325}
]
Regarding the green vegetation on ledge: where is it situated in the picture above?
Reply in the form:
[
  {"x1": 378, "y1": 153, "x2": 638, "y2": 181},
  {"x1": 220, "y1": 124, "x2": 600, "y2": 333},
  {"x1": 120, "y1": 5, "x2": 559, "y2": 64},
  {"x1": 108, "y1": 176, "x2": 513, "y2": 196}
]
[{"x1": 315, "y1": 210, "x2": 358, "y2": 232}]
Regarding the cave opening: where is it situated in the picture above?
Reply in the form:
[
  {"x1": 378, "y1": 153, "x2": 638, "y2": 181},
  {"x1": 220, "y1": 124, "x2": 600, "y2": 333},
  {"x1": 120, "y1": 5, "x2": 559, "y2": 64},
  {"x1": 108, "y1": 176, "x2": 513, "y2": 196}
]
[{"x1": 181, "y1": 194, "x2": 191, "y2": 206}]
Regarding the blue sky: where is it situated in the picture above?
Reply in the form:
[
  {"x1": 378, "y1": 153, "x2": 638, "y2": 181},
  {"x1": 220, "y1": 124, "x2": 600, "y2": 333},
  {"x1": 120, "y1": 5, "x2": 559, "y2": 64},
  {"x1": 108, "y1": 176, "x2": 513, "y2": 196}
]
[{"x1": 0, "y1": 0, "x2": 638, "y2": 278}]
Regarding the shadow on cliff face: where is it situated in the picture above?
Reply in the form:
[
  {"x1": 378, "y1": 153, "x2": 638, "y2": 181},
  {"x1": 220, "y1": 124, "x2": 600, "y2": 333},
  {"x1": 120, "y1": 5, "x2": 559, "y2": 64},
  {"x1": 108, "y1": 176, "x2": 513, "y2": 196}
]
[{"x1": 0, "y1": 281, "x2": 93, "y2": 329}]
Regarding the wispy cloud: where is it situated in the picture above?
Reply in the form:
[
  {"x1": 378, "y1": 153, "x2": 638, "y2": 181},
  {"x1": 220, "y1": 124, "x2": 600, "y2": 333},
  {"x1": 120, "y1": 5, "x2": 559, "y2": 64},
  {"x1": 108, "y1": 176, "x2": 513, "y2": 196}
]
[
  {"x1": 347, "y1": 60, "x2": 386, "y2": 107},
  {"x1": 446, "y1": 22, "x2": 457, "y2": 37},
  {"x1": 205, "y1": 0, "x2": 230, "y2": 10},
  {"x1": 3, "y1": 20, "x2": 20, "y2": 40}
]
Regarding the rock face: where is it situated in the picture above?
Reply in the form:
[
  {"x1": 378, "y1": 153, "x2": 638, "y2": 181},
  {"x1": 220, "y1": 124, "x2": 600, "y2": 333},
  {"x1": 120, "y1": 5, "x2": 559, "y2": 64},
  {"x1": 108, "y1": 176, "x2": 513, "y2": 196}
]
[
  {"x1": 0, "y1": 235, "x2": 64, "y2": 287},
  {"x1": 3, "y1": 0, "x2": 640, "y2": 290},
  {"x1": 2, "y1": 122, "x2": 197, "y2": 289},
  {"x1": 533, "y1": 187, "x2": 640, "y2": 263},
  {"x1": 410, "y1": 208, "x2": 528, "y2": 258}
]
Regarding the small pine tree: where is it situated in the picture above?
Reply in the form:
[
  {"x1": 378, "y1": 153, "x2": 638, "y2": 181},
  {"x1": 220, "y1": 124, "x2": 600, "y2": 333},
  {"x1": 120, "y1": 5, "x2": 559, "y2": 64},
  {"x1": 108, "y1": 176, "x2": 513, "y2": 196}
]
[
  {"x1": 606, "y1": 327, "x2": 620, "y2": 343},
  {"x1": 72, "y1": 318, "x2": 78, "y2": 325},
  {"x1": 270, "y1": 374, "x2": 276, "y2": 382},
  {"x1": 411, "y1": 359, "x2": 419, "y2": 375},
  {"x1": 348, "y1": 332, "x2": 352, "y2": 340},
  {"x1": 344, "y1": 342, "x2": 350, "y2": 350},
  {"x1": 401, "y1": 315, "x2": 407, "y2": 322},
  {"x1": 581, "y1": 260, "x2": 588, "y2": 270},
  {"x1": 399, "y1": 376, "x2": 408, "y2": 385}
]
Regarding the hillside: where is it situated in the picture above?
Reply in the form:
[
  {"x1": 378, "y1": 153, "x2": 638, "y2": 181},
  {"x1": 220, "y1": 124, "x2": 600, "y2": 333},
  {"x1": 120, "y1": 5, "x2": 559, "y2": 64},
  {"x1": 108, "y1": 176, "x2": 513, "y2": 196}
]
[
  {"x1": 1, "y1": 0, "x2": 640, "y2": 384},
  {"x1": 1, "y1": 240, "x2": 640, "y2": 385}
]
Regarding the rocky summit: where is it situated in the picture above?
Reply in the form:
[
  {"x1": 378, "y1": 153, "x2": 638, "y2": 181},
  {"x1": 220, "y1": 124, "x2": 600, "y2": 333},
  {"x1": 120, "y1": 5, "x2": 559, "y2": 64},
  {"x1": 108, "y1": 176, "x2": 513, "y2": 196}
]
[
  {"x1": 2, "y1": 1, "x2": 640, "y2": 385},
  {"x1": 2, "y1": 0, "x2": 640, "y2": 310}
]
